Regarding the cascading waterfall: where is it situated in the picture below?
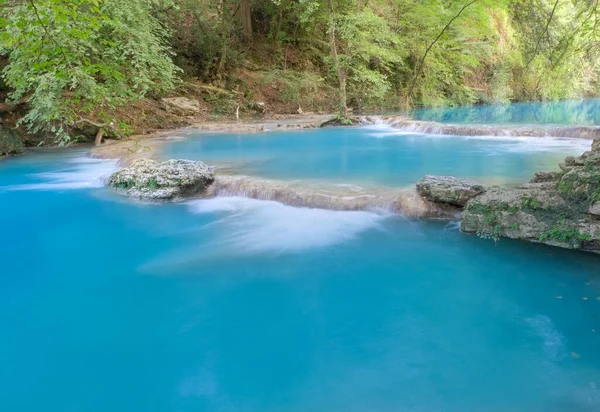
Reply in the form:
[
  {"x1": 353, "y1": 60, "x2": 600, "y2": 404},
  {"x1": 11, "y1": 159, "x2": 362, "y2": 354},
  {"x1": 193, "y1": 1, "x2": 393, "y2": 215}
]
[
  {"x1": 207, "y1": 175, "x2": 460, "y2": 219},
  {"x1": 362, "y1": 116, "x2": 600, "y2": 139}
]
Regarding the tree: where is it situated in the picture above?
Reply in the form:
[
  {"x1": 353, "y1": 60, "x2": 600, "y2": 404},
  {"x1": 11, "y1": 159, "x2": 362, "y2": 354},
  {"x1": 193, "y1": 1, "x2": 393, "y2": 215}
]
[
  {"x1": 0, "y1": 0, "x2": 180, "y2": 144},
  {"x1": 405, "y1": 0, "x2": 480, "y2": 106},
  {"x1": 238, "y1": 0, "x2": 253, "y2": 39},
  {"x1": 327, "y1": 0, "x2": 347, "y2": 113}
]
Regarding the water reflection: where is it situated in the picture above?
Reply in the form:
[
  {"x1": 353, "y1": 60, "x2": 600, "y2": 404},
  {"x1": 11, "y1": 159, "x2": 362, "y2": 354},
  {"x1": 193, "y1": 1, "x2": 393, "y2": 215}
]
[{"x1": 411, "y1": 99, "x2": 600, "y2": 125}]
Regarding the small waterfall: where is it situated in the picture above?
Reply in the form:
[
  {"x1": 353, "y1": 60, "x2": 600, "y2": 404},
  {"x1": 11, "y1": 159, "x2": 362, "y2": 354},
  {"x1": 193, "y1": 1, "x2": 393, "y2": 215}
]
[
  {"x1": 362, "y1": 116, "x2": 600, "y2": 139},
  {"x1": 207, "y1": 175, "x2": 460, "y2": 219}
]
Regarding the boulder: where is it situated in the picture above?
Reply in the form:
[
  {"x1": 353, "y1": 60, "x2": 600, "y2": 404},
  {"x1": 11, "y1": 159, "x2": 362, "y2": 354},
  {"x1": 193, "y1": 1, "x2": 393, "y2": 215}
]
[
  {"x1": 160, "y1": 97, "x2": 200, "y2": 116},
  {"x1": 108, "y1": 159, "x2": 214, "y2": 200},
  {"x1": 589, "y1": 202, "x2": 600, "y2": 217},
  {"x1": 530, "y1": 171, "x2": 561, "y2": 183},
  {"x1": 0, "y1": 126, "x2": 25, "y2": 156},
  {"x1": 461, "y1": 138, "x2": 600, "y2": 253},
  {"x1": 416, "y1": 175, "x2": 486, "y2": 207}
]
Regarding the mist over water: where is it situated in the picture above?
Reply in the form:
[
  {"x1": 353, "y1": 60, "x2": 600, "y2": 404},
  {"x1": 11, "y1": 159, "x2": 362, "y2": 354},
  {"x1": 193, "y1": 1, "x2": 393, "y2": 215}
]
[
  {"x1": 2, "y1": 114, "x2": 600, "y2": 411},
  {"x1": 187, "y1": 196, "x2": 387, "y2": 254}
]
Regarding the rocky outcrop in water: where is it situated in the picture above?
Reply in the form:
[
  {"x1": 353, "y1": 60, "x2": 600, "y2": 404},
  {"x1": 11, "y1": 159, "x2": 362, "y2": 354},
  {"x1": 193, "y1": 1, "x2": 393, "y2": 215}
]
[
  {"x1": 108, "y1": 158, "x2": 214, "y2": 200},
  {"x1": 416, "y1": 175, "x2": 486, "y2": 207},
  {"x1": 460, "y1": 139, "x2": 600, "y2": 253}
]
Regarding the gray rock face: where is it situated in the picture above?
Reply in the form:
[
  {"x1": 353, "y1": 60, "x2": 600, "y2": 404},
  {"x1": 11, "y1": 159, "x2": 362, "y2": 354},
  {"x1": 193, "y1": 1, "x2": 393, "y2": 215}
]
[
  {"x1": 108, "y1": 159, "x2": 214, "y2": 200},
  {"x1": 530, "y1": 171, "x2": 561, "y2": 183},
  {"x1": 589, "y1": 202, "x2": 600, "y2": 217},
  {"x1": 416, "y1": 175, "x2": 486, "y2": 207},
  {"x1": 0, "y1": 126, "x2": 25, "y2": 156},
  {"x1": 461, "y1": 138, "x2": 600, "y2": 253},
  {"x1": 160, "y1": 97, "x2": 200, "y2": 116}
]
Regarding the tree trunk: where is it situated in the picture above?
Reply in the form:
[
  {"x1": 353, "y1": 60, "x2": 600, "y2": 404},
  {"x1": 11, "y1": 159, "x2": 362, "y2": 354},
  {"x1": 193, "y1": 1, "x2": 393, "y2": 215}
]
[
  {"x1": 405, "y1": 0, "x2": 478, "y2": 107},
  {"x1": 239, "y1": 0, "x2": 252, "y2": 40},
  {"x1": 328, "y1": 0, "x2": 347, "y2": 114},
  {"x1": 94, "y1": 128, "x2": 105, "y2": 146}
]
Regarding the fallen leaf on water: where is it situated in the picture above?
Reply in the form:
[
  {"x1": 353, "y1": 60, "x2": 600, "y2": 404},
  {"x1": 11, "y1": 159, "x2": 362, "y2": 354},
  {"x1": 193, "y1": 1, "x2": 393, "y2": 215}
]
[{"x1": 571, "y1": 352, "x2": 581, "y2": 359}]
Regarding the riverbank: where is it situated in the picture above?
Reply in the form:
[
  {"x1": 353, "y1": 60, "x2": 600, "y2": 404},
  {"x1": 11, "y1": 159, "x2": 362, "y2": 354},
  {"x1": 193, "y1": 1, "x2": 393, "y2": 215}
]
[{"x1": 89, "y1": 115, "x2": 335, "y2": 165}]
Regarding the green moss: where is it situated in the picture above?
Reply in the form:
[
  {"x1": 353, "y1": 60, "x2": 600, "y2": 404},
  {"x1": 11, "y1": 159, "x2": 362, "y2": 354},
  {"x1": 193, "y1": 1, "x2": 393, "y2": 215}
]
[
  {"x1": 558, "y1": 180, "x2": 574, "y2": 194},
  {"x1": 539, "y1": 222, "x2": 592, "y2": 247},
  {"x1": 467, "y1": 202, "x2": 503, "y2": 241},
  {"x1": 115, "y1": 179, "x2": 135, "y2": 190},
  {"x1": 147, "y1": 177, "x2": 160, "y2": 190},
  {"x1": 521, "y1": 198, "x2": 541, "y2": 210}
]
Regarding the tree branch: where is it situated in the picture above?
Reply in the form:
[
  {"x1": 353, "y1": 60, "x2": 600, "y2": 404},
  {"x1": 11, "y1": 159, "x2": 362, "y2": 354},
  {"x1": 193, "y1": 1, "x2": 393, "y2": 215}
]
[
  {"x1": 406, "y1": 0, "x2": 478, "y2": 105},
  {"x1": 27, "y1": 0, "x2": 71, "y2": 65},
  {"x1": 74, "y1": 118, "x2": 121, "y2": 145},
  {"x1": 525, "y1": 0, "x2": 560, "y2": 67}
]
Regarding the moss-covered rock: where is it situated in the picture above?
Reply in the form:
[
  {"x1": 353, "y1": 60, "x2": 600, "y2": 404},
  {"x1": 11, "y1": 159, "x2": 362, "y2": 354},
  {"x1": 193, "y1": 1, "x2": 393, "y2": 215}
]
[
  {"x1": 0, "y1": 126, "x2": 25, "y2": 156},
  {"x1": 460, "y1": 138, "x2": 600, "y2": 253},
  {"x1": 108, "y1": 158, "x2": 215, "y2": 200},
  {"x1": 416, "y1": 175, "x2": 486, "y2": 207}
]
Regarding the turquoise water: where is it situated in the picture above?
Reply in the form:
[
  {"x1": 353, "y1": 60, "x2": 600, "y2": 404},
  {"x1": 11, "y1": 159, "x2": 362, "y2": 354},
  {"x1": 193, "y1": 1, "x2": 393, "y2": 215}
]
[
  {"x1": 411, "y1": 99, "x2": 600, "y2": 125},
  {"x1": 163, "y1": 125, "x2": 589, "y2": 187},
  {"x1": 2, "y1": 126, "x2": 600, "y2": 411}
]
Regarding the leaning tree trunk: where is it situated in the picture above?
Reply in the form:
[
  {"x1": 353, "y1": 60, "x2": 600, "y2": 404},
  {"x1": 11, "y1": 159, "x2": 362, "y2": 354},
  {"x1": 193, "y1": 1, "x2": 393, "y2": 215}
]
[
  {"x1": 328, "y1": 0, "x2": 347, "y2": 114},
  {"x1": 239, "y1": 0, "x2": 253, "y2": 40}
]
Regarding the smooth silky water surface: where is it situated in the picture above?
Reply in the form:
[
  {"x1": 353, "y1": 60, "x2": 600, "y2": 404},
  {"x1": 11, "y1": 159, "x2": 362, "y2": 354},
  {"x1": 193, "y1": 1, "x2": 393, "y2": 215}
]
[{"x1": 2, "y1": 109, "x2": 600, "y2": 411}]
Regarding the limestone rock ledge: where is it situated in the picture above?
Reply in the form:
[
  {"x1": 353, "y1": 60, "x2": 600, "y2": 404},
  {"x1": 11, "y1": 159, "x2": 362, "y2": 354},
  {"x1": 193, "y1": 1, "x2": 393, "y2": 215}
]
[
  {"x1": 461, "y1": 139, "x2": 600, "y2": 253},
  {"x1": 416, "y1": 175, "x2": 486, "y2": 207},
  {"x1": 107, "y1": 158, "x2": 214, "y2": 200}
]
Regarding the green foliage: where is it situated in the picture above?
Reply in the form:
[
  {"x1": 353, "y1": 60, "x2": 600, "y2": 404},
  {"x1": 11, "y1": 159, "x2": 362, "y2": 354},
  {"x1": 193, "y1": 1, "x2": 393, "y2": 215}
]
[
  {"x1": 147, "y1": 177, "x2": 160, "y2": 190},
  {"x1": 263, "y1": 69, "x2": 326, "y2": 109},
  {"x1": 0, "y1": 0, "x2": 180, "y2": 144},
  {"x1": 522, "y1": 198, "x2": 541, "y2": 210},
  {"x1": 539, "y1": 221, "x2": 592, "y2": 247},
  {"x1": 3, "y1": 0, "x2": 600, "y2": 138}
]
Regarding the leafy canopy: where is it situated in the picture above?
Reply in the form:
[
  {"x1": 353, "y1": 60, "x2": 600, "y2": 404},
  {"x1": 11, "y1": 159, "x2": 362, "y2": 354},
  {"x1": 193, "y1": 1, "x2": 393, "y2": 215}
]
[{"x1": 0, "y1": 0, "x2": 180, "y2": 143}]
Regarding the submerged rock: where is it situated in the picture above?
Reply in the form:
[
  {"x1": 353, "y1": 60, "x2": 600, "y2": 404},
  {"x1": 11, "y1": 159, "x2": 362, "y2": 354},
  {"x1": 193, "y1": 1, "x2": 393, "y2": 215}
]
[
  {"x1": 461, "y1": 139, "x2": 600, "y2": 253},
  {"x1": 160, "y1": 97, "x2": 200, "y2": 116},
  {"x1": 108, "y1": 159, "x2": 214, "y2": 200},
  {"x1": 416, "y1": 175, "x2": 486, "y2": 207}
]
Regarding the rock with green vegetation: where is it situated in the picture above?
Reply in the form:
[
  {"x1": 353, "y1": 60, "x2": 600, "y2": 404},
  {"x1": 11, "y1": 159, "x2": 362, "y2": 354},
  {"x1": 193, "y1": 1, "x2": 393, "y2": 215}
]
[
  {"x1": 108, "y1": 159, "x2": 214, "y2": 200},
  {"x1": 416, "y1": 175, "x2": 486, "y2": 207},
  {"x1": 589, "y1": 202, "x2": 600, "y2": 216},
  {"x1": 160, "y1": 97, "x2": 200, "y2": 117},
  {"x1": 460, "y1": 139, "x2": 600, "y2": 253},
  {"x1": 320, "y1": 115, "x2": 361, "y2": 127},
  {"x1": 0, "y1": 127, "x2": 26, "y2": 156}
]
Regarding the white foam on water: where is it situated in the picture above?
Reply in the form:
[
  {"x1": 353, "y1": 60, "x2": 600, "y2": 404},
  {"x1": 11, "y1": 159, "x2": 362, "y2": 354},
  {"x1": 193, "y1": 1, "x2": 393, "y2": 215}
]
[
  {"x1": 5, "y1": 156, "x2": 119, "y2": 191},
  {"x1": 187, "y1": 196, "x2": 386, "y2": 255},
  {"x1": 362, "y1": 124, "x2": 590, "y2": 154}
]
